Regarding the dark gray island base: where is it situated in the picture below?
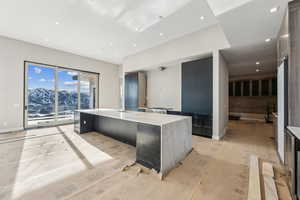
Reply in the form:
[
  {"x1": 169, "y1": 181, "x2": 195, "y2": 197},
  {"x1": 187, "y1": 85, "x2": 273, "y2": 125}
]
[{"x1": 74, "y1": 109, "x2": 192, "y2": 177}]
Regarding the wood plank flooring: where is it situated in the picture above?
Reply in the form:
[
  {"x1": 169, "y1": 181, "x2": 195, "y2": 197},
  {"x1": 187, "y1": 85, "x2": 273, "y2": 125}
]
[
  {"x1": 247, "y1": 155, "x2": 261, "y2": 200},
  {"x1": 262, "y1": 162, "x2": 279, "y2": 200},
  {"x1": 0, "y1": 121, "x2": 290, "y2": 200}
]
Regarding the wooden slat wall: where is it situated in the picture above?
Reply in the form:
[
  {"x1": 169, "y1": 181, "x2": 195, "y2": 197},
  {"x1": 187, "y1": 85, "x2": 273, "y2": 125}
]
[{"x1": 289, "y1": 1, "x2": 300, "y2": 126}]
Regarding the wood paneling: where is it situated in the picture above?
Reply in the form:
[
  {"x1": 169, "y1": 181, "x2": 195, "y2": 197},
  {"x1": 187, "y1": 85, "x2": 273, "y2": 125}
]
[
  {"x1": 289, "y1": 1, "x2": 300, "y2": 126},
  {"x1": 229, "y1": 73, "x2": 277, "y2": 115},
  {"x1": 229, "y1": 96, "x2": 276, "y2": 114},
  {"x1": 230, "y1": 72, "x2": 277, "y2": 81}
]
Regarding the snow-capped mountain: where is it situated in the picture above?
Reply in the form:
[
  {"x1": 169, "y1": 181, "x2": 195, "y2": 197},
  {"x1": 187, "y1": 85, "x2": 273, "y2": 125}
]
[
  {"x1": 29, "y1": 88, "x2": 55, "y2": 105},
  {"x1": 28, "y1": 88, "x2": 90, "y2": 118}
]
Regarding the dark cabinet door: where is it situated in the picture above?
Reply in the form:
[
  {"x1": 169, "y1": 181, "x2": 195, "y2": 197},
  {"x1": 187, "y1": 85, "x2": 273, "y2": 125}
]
[
  {"x1": 79, "y1": 113, "x2": 95, "y2": 134},
  {"x1": 181, "y1": 57, "x2": 213, "y2": 115},
  {"x1": 125, "y1": 73, "x2": 139, "y2": 110},
  {"x1": 94, "y1": 116, "x2": 137, "y2": 146}
]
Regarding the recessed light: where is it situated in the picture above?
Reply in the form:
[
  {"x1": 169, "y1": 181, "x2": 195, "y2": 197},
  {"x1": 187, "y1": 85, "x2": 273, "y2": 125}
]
[
  {"x1": 109, "y1": 42, "x2": 113, "y2": 46},
  {"x1": 270, "y1": 7, "x2": 279, "y2": 13},
  {"x1": 265, "y1": 38, "x2": 271, "y2": 42},
  {"x1": 55, "y1": 22, "x2": 60, "y2": 25},
  {"x1": 159, "y1": 33, "x2": 164, "y2": 36},
  {"x1": 133, "y1": 43, "x2": 137, "y2": 47},
  {"x1": 256, "y1": 62, "x2": 260, "y2": 65},
  {"x1": 256, "y1": 69, "x2": 260, "y2": 72},
  {"x1": 200, "y1": 16, "x2": 205, "y2": 20}
]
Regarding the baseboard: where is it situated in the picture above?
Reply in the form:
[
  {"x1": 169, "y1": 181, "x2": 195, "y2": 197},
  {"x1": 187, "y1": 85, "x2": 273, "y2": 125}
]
[
  {"x1": 212, "y1": 135, "x2": 221, "y2": 140},
  {"x1": 0, "y1": 127, "x2": 24, "y2": 134}
]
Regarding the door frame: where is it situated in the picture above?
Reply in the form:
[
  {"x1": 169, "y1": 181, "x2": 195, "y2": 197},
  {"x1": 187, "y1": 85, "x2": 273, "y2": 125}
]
[
  {"x1": 23, "y1": 61, "x2": 100, "y2": 129},
  {"x1": 24, "y1": 62, "x2": 58, "y2": 129},
  {"x1": 277, "y1": 56, "x2": 289, "y2": 163}
]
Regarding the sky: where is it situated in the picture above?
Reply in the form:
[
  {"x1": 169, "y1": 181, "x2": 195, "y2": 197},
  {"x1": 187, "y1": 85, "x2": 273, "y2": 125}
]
[{"x1": 28, "y1": 64, "x2": 91, "y2": 92}]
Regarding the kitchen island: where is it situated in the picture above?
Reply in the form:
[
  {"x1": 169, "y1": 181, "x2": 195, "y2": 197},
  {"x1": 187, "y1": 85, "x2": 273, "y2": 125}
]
[{"x1": 74, "y1": 109, "x2": 192, "y2": 177}]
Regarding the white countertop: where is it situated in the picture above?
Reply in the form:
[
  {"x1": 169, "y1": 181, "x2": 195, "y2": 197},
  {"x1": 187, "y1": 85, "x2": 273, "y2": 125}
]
[
  {"x1": 76, "y1": 109, "x2": 191, "y2": 126},
  {"x1": 287, "y1": 126, "x2": 300, "y2": 140}
]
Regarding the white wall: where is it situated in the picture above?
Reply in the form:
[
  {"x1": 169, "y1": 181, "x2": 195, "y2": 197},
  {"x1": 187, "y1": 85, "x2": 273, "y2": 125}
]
[
  {"x1": 146, "y1": 52, "x2": 229, "y2": 140},
  {"x1": 219, "y1": 52, "x2": 229, "y2": 139},
  {"x1": 123, "y1": 25, "x2": 230, "y2": 72},
  {"x1": 0, "y1": 36, "x2": 120, "y2": 133},
  {"x1": 121, "y1": 24, "x2": 230, "y2": 139},
  {"x1": 146, "y1": 65, "x2": 181, "y2": 111},
  {"x1": 213, "y1": 50, "x2": 229, "y2": 140},
  {"x1": 122, "y1": 24, "x2": 230, "y2": 119}
]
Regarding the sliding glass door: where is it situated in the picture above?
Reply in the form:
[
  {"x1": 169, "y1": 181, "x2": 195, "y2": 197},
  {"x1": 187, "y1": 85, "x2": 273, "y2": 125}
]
[
  {"x1": 24, "y1": 62, "x2": 99, "y2": 128},
  {"x1": 25, "y1": 64, "x2": 56, "y2": 127},
  {"x1": 80, "y1": 72, "x2": 99, "y2": 110},
  {"x1": 57, "y1": 69, "x2": 79, "y2": 124}
]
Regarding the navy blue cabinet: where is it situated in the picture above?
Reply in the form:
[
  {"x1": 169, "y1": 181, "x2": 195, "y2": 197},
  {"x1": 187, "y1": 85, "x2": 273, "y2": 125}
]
[{"x1": 181, "y1": 57, "x2": 213, "y2": 137}]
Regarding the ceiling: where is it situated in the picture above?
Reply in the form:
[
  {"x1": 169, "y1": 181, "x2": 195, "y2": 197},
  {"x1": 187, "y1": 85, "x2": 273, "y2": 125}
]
[
  {"x1": 0, "y1": 0, "x2": 218, "y2": 64},
  {"x1": 221, "y1": 40, "x2": 277, "y2": 76},
  {"x1": 0, "y1": 0, "x2": 290, "y2": 75},
  {"x1": 214, "y1": 0, "x2": 289, "y2": 75},
  {"x1": 215, "y1": 0, "x2": 288, "y2": 47}
]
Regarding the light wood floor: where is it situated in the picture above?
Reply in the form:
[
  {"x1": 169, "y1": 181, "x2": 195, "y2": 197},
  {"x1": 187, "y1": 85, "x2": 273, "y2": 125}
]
[{"x1": 0, "y1": 121, "x2": 289, "y2": 200}]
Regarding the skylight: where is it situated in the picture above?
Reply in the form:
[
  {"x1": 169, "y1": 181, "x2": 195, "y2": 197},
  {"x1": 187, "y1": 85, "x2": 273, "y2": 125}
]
[
  {"x1": 86, "y1": 0, "x2": 192, "y2": 32},
  {"x1": 206, "y1": 0, "x2": 252, "y2": 16}
]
